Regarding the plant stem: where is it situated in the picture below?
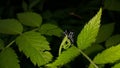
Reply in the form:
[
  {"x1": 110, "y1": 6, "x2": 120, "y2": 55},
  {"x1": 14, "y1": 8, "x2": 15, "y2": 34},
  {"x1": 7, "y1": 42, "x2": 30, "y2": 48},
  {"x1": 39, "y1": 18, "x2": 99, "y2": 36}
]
[
  {"x1": 69, "y1": 12, "x2": 82, "y2": 19},
  {"x1": 31, "y1": 28, "x2": 38, "y2": 31},
  {"x1": 58, "y1": 35, "x2": 68, "y2": 56},
  {"x1": 6, "y1": 40, "x2": 15, "y2": 48},
  {"x1": 79, "y1": 49, "x2": 99, "y2": 68}
]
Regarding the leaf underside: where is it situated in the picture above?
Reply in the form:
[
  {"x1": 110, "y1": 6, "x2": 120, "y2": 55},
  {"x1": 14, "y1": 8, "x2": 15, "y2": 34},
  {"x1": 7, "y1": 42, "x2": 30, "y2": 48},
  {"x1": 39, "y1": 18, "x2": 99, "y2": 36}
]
[
  {"x1": 16, "y1": 31, "x2": 52, "y2": 66},
  {"x1": 17, "y1": 12, "x2": 42, "y2": 27},
  {"x1": 93, "y1": 44, "x2": 120, "y2": 64},
  {"x1": 96, "y1": 23, "x2": 115, "y2": 43},
  {"x1": 105, "y1": 34, "x2": 120, "y2": 48},
  {"x1": 0, "y1": 47, "x2": 20, "y2": 68},
  {"x1": 39, "y1": 23, "x2": 63, "y2": 37},
  {"x1": 0, "y1": 19, "x2": 23, "y2": 34},
  {"x1": 47, "y1": 46, "x2": 80, "y2": 67},
  {"x1": 89, "y1": 44, "x2": 120, "y2": 68},
  {"x1": 77, "y1": 8, "x2": 102, "y2": 50}
]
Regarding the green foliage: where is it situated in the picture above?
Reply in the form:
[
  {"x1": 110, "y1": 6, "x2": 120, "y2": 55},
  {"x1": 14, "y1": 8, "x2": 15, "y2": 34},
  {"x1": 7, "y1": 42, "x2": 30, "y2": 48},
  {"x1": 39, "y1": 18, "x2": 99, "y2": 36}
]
[
  {"x1": 38, "y1": 23, "x2": 63, "y2": 37},
  {"x1": 105, "y1": 34, "x2": 120, "y2": 48},
  {"x1": 104, "y1": 0, "x2": 120, "y2": 11},
  {"x1": 89, "y1": 44, "x2": 120, "y2": 68},
  {"x1": 0, "y1": 47, "x2": 20, "y2": 68},
  {"x1": 22, "y1": 0, "x2": 28, "y2": 11},
  {"x1": 16, "y1": 31, "x2": 52, "y2": 66},
  {"x1": 29, "y1": 0, "x2": 41, "y2": 9},
  {"x1": 112, "y1": 63, "x2": 120, "y2": 68},
  {"x1": 58, "y1": 35, "x2": 72, "y2": 56},
  {"x1": 84, "y1": 44, "x2": 104, "y2": 55},
  {"x1": 62, "y1": 36, "x2": 71, "y2": 49},
  {"x1": 77, "y1": 8, "x2": 102, "y2": 50},
  {"x1": 0, "y1": 39, "x2": 4, "y2": 50},
  {"x1": 93, "y1": 44, "x2": 120, "y2": 64},
  {"x1": 45, "y1": 8, "x2": 102, "y2": 68},
  {"x1": 17, "y1": 12, "x2": 42, "y2": 27},
  {"x1": 96, "y1": 23, "x2": 115, "y2": 43},
  {"x1": 0, "y1": 0, "x2": 119, "y2": 67},
  {"x1": 46, "y1": 46, "x2": 80, "y2": 67},
  {"x1": 0, "y1": 19, "x2": 23, "y2": 34}
]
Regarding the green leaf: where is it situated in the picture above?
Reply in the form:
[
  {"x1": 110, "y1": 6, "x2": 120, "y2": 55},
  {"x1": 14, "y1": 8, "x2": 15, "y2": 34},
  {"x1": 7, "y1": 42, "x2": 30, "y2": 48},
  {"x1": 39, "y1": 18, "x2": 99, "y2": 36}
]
[
  {"x1": 77, "y1": 8, "x2": 102, "y2": 50},
  {"x1": 29, "y1": 0, "x2": 40, "y2": 9},
  {"x1": 22, "y1": 0, "x2": 28, "y2": 11},
  {"x1": 93, "y1": 44, "x2": 120, "y2": 64},
  {"x1": 17, "y1": 12, "x2": 42, "y2": 27},
  {"x1": 0, "y1": 47, "x2": 20, "y2": 68},
  {"x1": 112, "y1": 63, "x2": 120, "y2": 68},
  {"x1": 104, "y1": 0, "x2": 120, "y2": 11},
  {"x1": 105, "y1": 34, "x2": 120, "y2": 48},
  {"x1": 41, "y1": 51, "x2": 53, "y2": 63},
  {"x1": 0, "y1": 39, "x2": 4, "y2": 50},
  {"x1": 16, "y1": 31, "x2": 52, "y2": 66},
  {"x1": 96, "y1": 23, "x2": 115, "y2": 43},
  {"x1": 39, "y1": 23, "x2": 63, "y2": 37},
  {"x1": 89, "y1": 64, "x2": 104, "y2": 68},
  {"x1": 46, "y1": 46, "x2": 80, "y2": 67},
  {"x1": 0, "y1": 19, "x2": 23, "y2": 34},
  {"x1": 84, "y1": 44, "x2": 104, "y2": 55}
]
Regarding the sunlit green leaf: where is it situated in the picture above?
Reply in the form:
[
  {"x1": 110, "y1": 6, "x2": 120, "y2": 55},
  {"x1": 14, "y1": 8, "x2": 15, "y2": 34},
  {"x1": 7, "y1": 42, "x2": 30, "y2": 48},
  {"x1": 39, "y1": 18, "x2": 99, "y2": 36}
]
[
  {"x1": 39, "y1": 23, "x2": 63, "y2": 37},
  {"x1": 77, "y1": 8, "x2": 102, "y2": 50},
  {"x1": 93, "y1": 44, "x2": 120, "y2": 64},
  {"x1": 16, "y1": 31, "x2": 52, "y2": 66},
  {"x1": 96, "y1": 23, "x2": 115, "y2": 43},
  {"x1": 0, "y1": 19, "x2": 23, "y2": 34},
  {"x1": 0, "y1": 47, "x2": 20, "y2": 68},
  {"x1": 105, "y1": 34, "x2": 120, "y2": 48},
  {"x1": 89, "y1": 44, "x2": 120, "y2": 68},
  {"x1": 17, "y1": 12, "x2": 42, "y2": 27},
  {"x1": 112, "y1": 63, "x2": 120, "y2": 68},
  {"x1": 41, "y1": 51, "x2": 53, "y2": 63},
  {"x1": 46, "y1": 46, "x2": 80, "y2": 67},
  {"x1": 89, "y1": 64, "x2": 104, "y2": 68}
]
